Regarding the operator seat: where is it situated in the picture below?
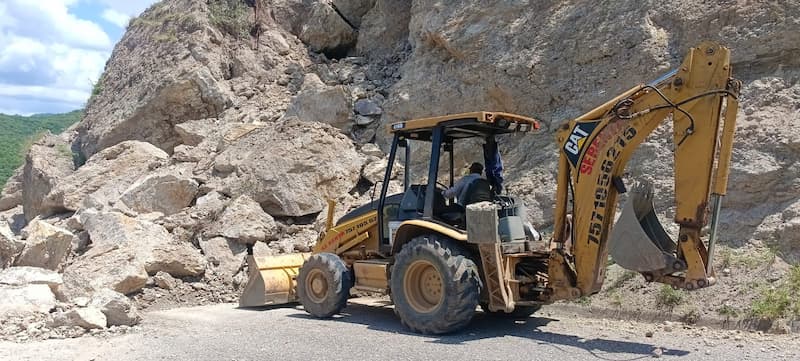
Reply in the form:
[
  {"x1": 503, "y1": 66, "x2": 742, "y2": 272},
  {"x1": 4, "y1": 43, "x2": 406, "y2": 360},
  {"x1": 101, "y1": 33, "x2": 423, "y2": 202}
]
[{"x1": 438, "y1": 178, "x2": 493, "y2": 228}]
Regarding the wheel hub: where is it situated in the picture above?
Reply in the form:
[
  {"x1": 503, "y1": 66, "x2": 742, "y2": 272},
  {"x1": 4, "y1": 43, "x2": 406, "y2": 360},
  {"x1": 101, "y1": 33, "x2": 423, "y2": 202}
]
[
  {"x1": 404, "y1": 260, "x2": 444, "y2": 313},
  {"x1": 305, "y1": 269, "x2": 328, "y2": 303}
]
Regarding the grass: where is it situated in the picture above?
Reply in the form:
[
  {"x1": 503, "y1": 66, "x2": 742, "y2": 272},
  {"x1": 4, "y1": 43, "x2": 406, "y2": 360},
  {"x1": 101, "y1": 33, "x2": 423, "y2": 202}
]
[
  {"x1": 656, "y1": 284, "x2": 684, "y2": 309},
  {"x1": 717, "y1": 246, "x2": 779, "y2": 270},
  {"x1": 750, "y1": 266, "x2": 800, "y2": 320},
  {"x1": 154, "y1": 30, "x2": 178, "y2": 42},
  {"x1": 208, "y1": 0, "x2": 251, "y2": 39},
  {"x1": 717, "y1": 304, "x2": 739, "y2": 319},
  {"x1": 607, "y1": 270, "x2": 638, "y2": 291},
  {"x1": 0, "y1": 111, "x2": 82, "y2": 186}
]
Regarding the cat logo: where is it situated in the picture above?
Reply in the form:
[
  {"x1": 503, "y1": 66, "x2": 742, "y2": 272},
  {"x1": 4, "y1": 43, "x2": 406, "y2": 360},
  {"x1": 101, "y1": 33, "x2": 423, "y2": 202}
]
[{"x1": 564, "y1": 121, "x2": 600, "y2": 167}]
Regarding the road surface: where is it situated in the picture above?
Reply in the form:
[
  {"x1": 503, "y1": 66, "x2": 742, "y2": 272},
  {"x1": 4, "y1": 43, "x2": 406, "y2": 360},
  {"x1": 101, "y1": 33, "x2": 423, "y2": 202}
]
[{"x1": 1, "y1": 298, "x2": 798, "y2": 361}]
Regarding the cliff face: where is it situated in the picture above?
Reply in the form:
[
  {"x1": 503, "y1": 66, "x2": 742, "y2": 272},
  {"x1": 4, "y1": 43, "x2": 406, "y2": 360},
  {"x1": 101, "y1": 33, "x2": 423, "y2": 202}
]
[{"x1": 1, "y1": 0, "x2": 799, "y2": 338}]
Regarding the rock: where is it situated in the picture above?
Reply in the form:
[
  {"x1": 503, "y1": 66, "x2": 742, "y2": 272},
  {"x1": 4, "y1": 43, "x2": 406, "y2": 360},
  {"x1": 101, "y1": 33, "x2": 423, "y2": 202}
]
[
  {"x1": 0, "y1": 267, "x2": 63, "y2": 291},
  {"x1": 652, "y1": 347, "x2": 663, "y2": 358},
  {"x1": 355, "y1": 0, "x2": 411, "y2": 57},
  {"x1": 354, "y1": 115, "x2": 376, "y2": 126},
  {"x1": 332, "y1": 0, "x2": 375, "y2": 28},
  {"x1": 54, "y1": 307, "x2": 107, "y2": 330},
  {"x1": 119, "y1": 174, "x2": 199, "y2": 216},
  {"x1": 61, "y1": 245, "x2": 149, "y2": 298},
  {"x1": 299, "y1": 2, "x2": 357, "y2": 54},
  {"x1": 61, "y1": 210, "x2": 204, "y2": 299},
  {"x1": 15, "y1": 220, "x2": 74, "y2": 271},
  {"x1": 0, "y1": 284, "x2": 56, "y2": 315},
  {"x1": 284, "y1": 76, "x2": 352, "y2": 129},
  {"x1": 89, "y1": 289, "x2": 141, "y2": 326},
  {"x1": 359, "y1": 143, "x2": 384, "y2": 158},
  {"x1": 22, "y1": 135, "x2": 75, "y2": 221},
  {"x1": 645, "y1": 330, "x2": 654, "y2": 337},
  {"x1": 41, "y1": 141, "x2": 169, "y2": 214},
  {"x1": 0, "y1": 167, "x2": 23, "y2": 211},
  {"x1": 0, "y1": 223, "x2": 24, "y2": 268},
  {"x1": 204, "y1": 195, "x2": 277, "y2": 244},
  {"x1": 362, "y1": 158, "x2": 388, "y2": 184},
  {"x1": 1, "y1": 205, "x2": 26, "y2": 234},
  {"x1": 174, "y1": 118, "x2": 219, "y2": 146},
  {"x1": 213, "y1": 119, "x2": 364, "y2": 217},
  {"x1": 354, "y1": 98, "x2": 382, "y2": 116},
  {"x1": 199, "y1": 237, "x2": 247, "y2": 277},
  {"x1": 153, "y1": 271, "x2": 178, "y2": 290}
]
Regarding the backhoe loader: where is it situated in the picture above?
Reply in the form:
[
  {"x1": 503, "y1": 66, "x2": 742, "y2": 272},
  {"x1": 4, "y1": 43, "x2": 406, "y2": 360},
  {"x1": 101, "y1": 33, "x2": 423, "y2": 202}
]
[{"x1": 239, "y1": 41, "x2": 741, "y2": 334}]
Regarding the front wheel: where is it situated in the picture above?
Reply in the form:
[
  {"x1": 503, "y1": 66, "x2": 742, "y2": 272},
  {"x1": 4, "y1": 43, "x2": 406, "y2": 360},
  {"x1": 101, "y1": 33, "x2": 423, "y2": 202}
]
[
  {"x1": 390, "y1": 235, "x2": 481, "y2": 334},
  {"x1": 297, "y1": 253, "x2": 353, "y2": 318}
]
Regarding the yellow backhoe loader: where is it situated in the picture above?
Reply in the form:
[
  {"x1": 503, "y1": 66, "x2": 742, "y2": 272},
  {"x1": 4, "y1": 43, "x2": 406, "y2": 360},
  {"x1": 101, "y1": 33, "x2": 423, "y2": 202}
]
[{"x1": 239, "y1": 41, "x2": 741, "y2": 334}]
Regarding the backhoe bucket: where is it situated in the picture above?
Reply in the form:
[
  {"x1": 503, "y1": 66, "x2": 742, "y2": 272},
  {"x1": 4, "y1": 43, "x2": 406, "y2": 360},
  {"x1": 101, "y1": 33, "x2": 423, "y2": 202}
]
[
  {"x1": 239, "y1": 253, "x2": 311, "y2": 307},
  {"x1": 609, "y1": 181, "x2": 682, "y2": 273}
]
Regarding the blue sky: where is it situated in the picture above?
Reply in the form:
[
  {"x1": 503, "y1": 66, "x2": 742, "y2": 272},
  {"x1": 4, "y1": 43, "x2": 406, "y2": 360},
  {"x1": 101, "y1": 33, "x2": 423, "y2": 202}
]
[{"x1": 0, "y1": 0, "x2": 160, "y2": 115}]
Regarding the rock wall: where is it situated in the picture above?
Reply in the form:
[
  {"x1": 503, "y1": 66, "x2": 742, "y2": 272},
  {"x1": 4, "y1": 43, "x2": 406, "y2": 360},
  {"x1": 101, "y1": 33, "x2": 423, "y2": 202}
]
[{"x1": 1, "y1": 0, "x2": 798, "y2": 340}]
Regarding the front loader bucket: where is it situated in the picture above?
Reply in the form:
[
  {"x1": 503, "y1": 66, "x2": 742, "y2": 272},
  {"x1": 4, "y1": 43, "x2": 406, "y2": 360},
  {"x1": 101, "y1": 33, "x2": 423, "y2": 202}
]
[
  {"x1": 239, "y1": 253, "x2": 311, "y2": 308},
  {"x1": 609, "y1": 181, "x2": 683, "y2": 273}
]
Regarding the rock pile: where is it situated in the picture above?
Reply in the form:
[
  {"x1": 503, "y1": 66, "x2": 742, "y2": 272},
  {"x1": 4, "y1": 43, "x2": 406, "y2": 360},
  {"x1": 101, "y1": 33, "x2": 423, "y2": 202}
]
[{"x1": 1, "y1": 0, "x2": 798, "y2": 341}]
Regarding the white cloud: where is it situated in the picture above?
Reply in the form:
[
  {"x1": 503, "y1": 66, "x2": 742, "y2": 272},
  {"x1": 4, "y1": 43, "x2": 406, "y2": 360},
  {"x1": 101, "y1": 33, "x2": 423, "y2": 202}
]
[
  {"x1": 101, "y1": 8, "x2": 130, "y2": 28},
  {"x1": 0, "y1": 0, "x2": 113, "y2": 114},
  {"x1": 96, "y1": 0, "x2": 159, "y2": 16},
  {"x1": 0, "y1": 0, "x2": 160, "y2": 114},
  {"x1": 0, "y1": 0, "x2": 112, "y2": 51}
]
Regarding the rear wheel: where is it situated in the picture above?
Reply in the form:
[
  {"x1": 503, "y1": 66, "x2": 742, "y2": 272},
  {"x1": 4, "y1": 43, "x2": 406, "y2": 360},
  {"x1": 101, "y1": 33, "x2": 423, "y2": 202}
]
[
  {"x1": 390, "y1": 235, "x2": 481, "y2": 334},
  {"x1": 297, "y1": 253, "x2": 353, "y2": 318}
]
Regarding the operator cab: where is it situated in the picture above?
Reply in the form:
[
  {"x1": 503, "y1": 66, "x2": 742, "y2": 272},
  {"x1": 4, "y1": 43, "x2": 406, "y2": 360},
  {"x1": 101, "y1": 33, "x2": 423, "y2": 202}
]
[{"x1": 371, "y1": 112, "x2": 542, "y2": 252}]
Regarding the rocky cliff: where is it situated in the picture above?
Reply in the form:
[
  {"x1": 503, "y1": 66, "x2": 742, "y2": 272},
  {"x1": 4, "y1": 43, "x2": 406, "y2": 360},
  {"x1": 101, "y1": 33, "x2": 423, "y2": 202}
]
[{"x1": 1, "y1": 0, "x2": 798, "y2": 340}]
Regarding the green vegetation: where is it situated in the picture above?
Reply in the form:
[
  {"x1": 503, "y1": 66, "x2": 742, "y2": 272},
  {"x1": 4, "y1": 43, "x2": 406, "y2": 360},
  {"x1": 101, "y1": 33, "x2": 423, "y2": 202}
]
[
  {"x1": 208, "y1": 0, "x2": 251, "y2": 39},
  {"x1": 607, "y1": 270, "x2": 638, "y2": 291},
  {"x1": 750, "y1": 266, "x2": 800, "y2": 320},
  {"x1": 717, "y1": 304, "x2": 739, "y2": 319},
  {"x1": 655, "y1": 284, "x2": 684, "y2": 309},
  {"x1": 718, "y1": 246, "x2": 778, "y2": 269},
  {"x1": 0, "y1": 111, "x2": 81, "y2": 185}
]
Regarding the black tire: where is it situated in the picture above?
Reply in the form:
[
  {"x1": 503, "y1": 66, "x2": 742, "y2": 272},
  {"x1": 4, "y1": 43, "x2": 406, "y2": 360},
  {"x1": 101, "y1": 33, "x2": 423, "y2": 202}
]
[
  {"x1": 479, "y1": 303, "x2": 541, "y2": 318},
  {"x1": 297, "y1": 253, "x2": 353, "y2": 318},
  {"x1": 390, "y1": 235, "x2": 481, "y2": 334}
]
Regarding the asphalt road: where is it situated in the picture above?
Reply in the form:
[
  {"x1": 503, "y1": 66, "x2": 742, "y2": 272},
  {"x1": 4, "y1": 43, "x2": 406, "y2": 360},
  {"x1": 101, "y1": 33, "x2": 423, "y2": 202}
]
[{"x1": 1, "y1": 298, "x2": 798, "y2": 361}]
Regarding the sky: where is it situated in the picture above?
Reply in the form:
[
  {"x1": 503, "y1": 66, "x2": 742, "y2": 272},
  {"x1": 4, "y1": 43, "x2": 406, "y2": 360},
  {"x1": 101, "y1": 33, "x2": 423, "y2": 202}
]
[{"x1": 0, "y1": 0, "x2": 160, "y2": 115}]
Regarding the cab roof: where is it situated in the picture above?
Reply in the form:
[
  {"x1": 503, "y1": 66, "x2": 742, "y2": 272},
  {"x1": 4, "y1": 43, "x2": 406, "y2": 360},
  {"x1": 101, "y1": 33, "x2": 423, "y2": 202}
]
[{"x1": 388, "y1": 111, "x2": 541, "y2": 141}]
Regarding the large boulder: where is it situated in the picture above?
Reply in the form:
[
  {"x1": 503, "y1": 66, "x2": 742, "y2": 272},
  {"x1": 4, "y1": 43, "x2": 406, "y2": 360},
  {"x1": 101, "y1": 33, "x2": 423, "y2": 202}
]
[
  {"x1": 22, "y1": 135, "x2": 75, "y2": 221},
  {"x1": 119, "y1": 174, "x2": 199, "y2": 216},
  {"x1": 89, "y1": 288, "x2": 141, "y2": 326},
  {"x1": 51, "y1": 307, "x2": 107, "y2": 330},
  {"x1": 0, "y1": 266, "x2": 63, "y2": 291},
  {"x1": 41, "y1": 141, "x2": 169, "y2": 214},
  {"x1": 213, "y1": 118, "x2": 364, "y2": 217},
  {"x1": 1, "y1": 205, "x2": 26, "y2": 234},
  {"x1": 0, "y1": 167, "x2": 23, "y2": 211},
  {"x1": 299, "y1": 2, "x2": 357, "y2": 55},
  {"x1": 15, "y1": 220, "x2": 74, "y2": 271},
  {"x1": 332, "y1": 0, "x2": 376, "y2": 28},
  {"x1": 199, "y1": 237, "x2": 246, "y2": 278},
  {"x1": 355, "y1": 0, "x2": 411, "y2": 57},
  {"x1": 61, "y1": 245, "x2": 148, "y2": 299},
  {"x1": 0, "y1": 284, "x2": 56, "y2": 315},
  {"x1": 61, "y1": 210, "x2": 205, "y2": 299},
  {"x1": 79, "y1": 210, "x2": 205, "y2": 276},
  {"x1": 204, "y1": 195, "x2": 278, "y2": 244},
  {"x1": 284, "y1": 74, "x2": 352, "y2": 129},
  {"x1": 0, "y1": 223, "x2": 24, "y2": 268}
]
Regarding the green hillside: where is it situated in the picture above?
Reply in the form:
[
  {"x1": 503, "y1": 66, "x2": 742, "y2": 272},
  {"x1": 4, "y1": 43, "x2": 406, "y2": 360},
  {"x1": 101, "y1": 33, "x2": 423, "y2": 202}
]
[{"x1": 0, "y1": 110, "x2": 82, "y2": 186}]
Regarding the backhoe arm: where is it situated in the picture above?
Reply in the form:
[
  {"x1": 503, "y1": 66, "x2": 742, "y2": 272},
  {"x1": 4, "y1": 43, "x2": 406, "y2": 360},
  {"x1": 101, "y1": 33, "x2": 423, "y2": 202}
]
[{"x1": 548, "y1": 41, "x2": 741, "y2": 300}]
